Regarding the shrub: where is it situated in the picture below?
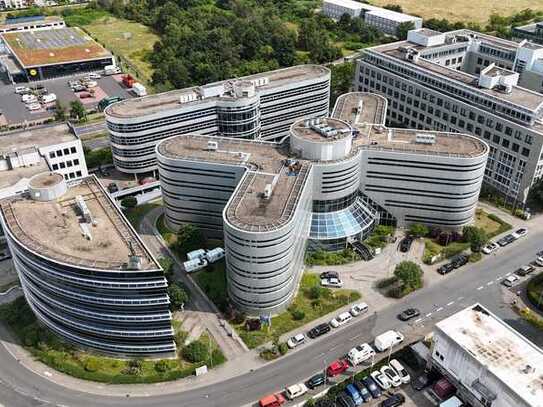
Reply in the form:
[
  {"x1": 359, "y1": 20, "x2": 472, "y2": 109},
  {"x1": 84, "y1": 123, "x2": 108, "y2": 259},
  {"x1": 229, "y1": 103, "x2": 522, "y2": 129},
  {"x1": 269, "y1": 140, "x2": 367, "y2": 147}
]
[
  {"x1": 232, "y1": 312, "x2": 247, "y2": 325},
  {"x1": 176, "y1": 224, "x2": 205, "y2": 257},
  {"x1": 123, "y1": 359, "x2": 143, "y2": 375},
  {"x1": 409, "y1": 223, "x2": 429, "y2": 238},
  {"x1": 290, "y1": 309, "x2": 305, "y2": 321},
  {"x1": 376, "y1": 276, "x2": 397, "y2": 288},
  {"x1": 438, "y1": 232, "x2": 452, "y2": 246},
  {"x1": 429, "y1": 227, "x2": 441, "y2": 239},
  {"x1": 182, "y1": 340, "x2": 208, "y2": 363},
  {"x1": 393, "y1": 261, "x2": 423, "y2": 291},
  {"x1": 278, "y1": 342, "x2": 289, "y2": 355},
  {"x1": 469, "y1": 252, "x2": 482, "y2": 263},
  {"x1": 120, "y1": 196, "x2": 137, "y2": 209},
  {"x1": 168, "y1": 282, "x2": 190, "y2": 311},
  {"x1": 309, "y1": 285, "x2": 323, "y2": 299},
  {"x1": 154, "y1": 360, "x2": 170, "y2": 373},
  {"x1": 84, "y1": 358, "x2": 100, "y2": 372}
]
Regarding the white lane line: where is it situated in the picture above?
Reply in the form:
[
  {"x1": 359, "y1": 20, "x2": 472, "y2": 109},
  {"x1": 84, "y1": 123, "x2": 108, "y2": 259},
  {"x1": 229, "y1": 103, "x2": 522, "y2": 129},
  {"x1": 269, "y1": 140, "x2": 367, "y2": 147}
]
[
  {"x1": 425, "y1": 313, "x2": 432, "y2": 317},
  {"x1": 435, "y1": 307, "x2": 443, "y2": 312},
  {"x1": 457, "y1": 296, "x2": 464, "y2": 301},
  {"x1": 487, "y1": 281, "x2": 494, "y2": 286},
  {"x1": 414, "y1": 318, "x2": 422, "y2": 323},
  {"x1": 506, "y1": 272, "x2": 512, "y2": 276},
  {"x1": 352, "y1": 333, "x2": 362, "y2": 340},
  {"x1": 496, "y1": 277, "x2": 502, "y2": 281},
  {"x1": 477, "y1": 286, "x2": 484, "y2": 290},
  {"x1": 446, "y1": 301, "x2": 454, "y2": 306}
]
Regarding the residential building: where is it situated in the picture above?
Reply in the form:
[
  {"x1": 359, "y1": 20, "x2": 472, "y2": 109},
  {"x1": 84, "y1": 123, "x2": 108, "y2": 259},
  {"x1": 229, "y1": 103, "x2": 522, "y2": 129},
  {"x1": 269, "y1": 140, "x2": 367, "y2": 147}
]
[
  {"x1": 156, "y1": 92, "x2": 487, "y2": 315},
  {"x1": 0, "y1": 124, "x2": 88, "y2": 199},
  {"x1": 321, "y1": 0, "x2": 422, "y2": 36},
  {"x1": 431, "y1": 303, "x2": 543, "y2": 407},
  {"x1": 355, "y1": 28, "x2": 543, "y2": 205},
  {"x1": 0, "y1": 174, "x2": 175, "y2": 356},
  {"x1": 513, "y1": 21, "x2": 543, "y2": 45},
  {"x1": 105, "y1": 65, "x2": 331, "y2": 174},
  {"x1": 0, "y1": 0, "x2": 28, "y2": 10}
]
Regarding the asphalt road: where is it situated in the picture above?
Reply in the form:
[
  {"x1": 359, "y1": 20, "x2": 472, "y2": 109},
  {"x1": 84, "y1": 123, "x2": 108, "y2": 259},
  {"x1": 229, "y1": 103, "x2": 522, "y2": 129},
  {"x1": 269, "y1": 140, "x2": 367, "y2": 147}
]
[{"x1": 0, "y1": 229, "x2": 542, "y2": 407}]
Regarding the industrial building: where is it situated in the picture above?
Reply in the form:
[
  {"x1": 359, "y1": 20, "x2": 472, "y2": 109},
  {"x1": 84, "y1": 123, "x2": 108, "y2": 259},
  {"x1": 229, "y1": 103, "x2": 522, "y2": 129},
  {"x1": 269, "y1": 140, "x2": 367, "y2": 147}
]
[
  {"x1": 321, "y1": 0, "x2": 423, "y2": 36},
  {"x1": 156, "y1": 92, "x2": 487, "y2": 315},
  {"x1": 0, "y1": 25, "x2": 114, "y2": 82},
  {"x1": 355, "y1": 28, "x2": 543, "y2": 205},
  {"x1": 431, "y1": 304, "x2": 543, "y2": 407},
  {"x1": 105, "y1": 65, "x2": 331, "y2": 174},
  {"x1": 0, "y1": 123, "x2": 88, "y2": 199},
  {"x1": 0, "y1": 174, "x2": 175, "y2": 356},
  {"x1": 513, "y1": 21, "x2": 543, "y2": 45},
  {"x1": 0, "y1": 15, "x2": 65, "y2": 34}
]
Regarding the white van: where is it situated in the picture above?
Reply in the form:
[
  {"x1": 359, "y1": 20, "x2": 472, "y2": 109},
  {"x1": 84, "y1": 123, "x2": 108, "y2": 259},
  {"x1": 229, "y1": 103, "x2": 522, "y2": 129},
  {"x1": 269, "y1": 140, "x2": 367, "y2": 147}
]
[
  {"x1": 374, "y1": 330, "x2": 404, "y2": 352},
  {"x1": 186, "y1": 249, "x2": 206, "y2": 261},
  {"x1": 347, "y1": 343, "x2": 375, "y2": 366},
  {"x1": 439, "y1": 396, "x2": 464, "y2": 407},
  {"x1": 330, "y1": 312, "x2": 352, "y2": 328},
  {"x1": 132, "y1": 83, "x2": 147, "y2": 97},
  {"x1": 183, "y1": 258, "x2": 208, "y2": 273},
  {"x1": 41, "y1": 93, "x2": 57, "y2": 103},
  {"x1": 205, "y1": 247, "x2": 225, "y2": 263}
]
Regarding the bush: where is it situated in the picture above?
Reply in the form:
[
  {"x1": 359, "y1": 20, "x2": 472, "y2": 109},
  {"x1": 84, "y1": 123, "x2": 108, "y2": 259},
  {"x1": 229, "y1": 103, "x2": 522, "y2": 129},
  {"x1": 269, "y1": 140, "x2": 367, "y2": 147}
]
[
  {"x1": 309, "y1": 285, "x2": 323, "y2": 299},
  {"x1": 290, "y1": 309, "x2": 305, "y2": 321},
  {"x1": 168, "y1": 282, "x2": 190, "y2": 311},
  {"x1": 376, "y1": 276, "x2": 397, "y2": 288},
  {"x1": 84, "y1": 358, "x2": 100, "y2": 372},
  {"x1": 278, "y1": 342, "x2": 289, "y2": 355},
  {"x1": 394, "y1": 261, "x2": 423, "y2": 290},
  {"x1": 469, "y1": 252, "x2": 482, "y2": 263},
  {"x1": 305, "y1": 248, "x2": 359, "y2": 266},
  {"x1": 154, "y1": 360, "x2": 170, "y2": 373},
  {"x1": 409, "y1": 223, "x2": 429, "y2": 238},
  {"x1": 232, "y1": 312, "x2": 247, "y2": 325},
  {"x1": 462, "y1": 226, "x2": 488, "y2": 252},
  {"x1": 176, "y1": 224, "x2": 205, "y2": 257},
  {"x1": 182, "y1": 340, "x2": 208, "y2": 363},
  {"x1": 123, "y1": 359, "x2": 143, "y2": 376},
  {"x1": 120, "y1": 196, "x2": 137, "y2": 209}
]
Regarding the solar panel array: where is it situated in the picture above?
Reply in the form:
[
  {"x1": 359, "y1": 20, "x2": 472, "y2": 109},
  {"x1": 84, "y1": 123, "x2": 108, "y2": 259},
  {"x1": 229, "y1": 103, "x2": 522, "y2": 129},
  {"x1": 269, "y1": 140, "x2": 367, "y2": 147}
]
[{"x1": 14, "y1": 28, "x2": 90, "y2": 50}]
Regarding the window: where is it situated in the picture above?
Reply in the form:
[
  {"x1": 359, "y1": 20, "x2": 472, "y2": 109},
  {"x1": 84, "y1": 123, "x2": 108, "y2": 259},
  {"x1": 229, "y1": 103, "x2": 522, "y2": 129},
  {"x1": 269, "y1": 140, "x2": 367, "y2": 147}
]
[
  {"x1": 52, "y1": 163, "x2": 59, "y2": 170},
  {"x1": 76, "y1": 170, "x2": 82, "y2": 177},
  {"x1": 525, "y1": 134, "x2": 533, "y2": 145},
  {"x1": 512, "y1": 143, "x2": 519, "y2": 152},
  {"x1": 59, "y1": 162, "x2": 66, "y2": 169},
  {"x1": 70, "y1": 146, "x2": 76, "y2": 154},
  {"x1": 522, "y1": 148, "x2": 530, "y2": 157},
  {"x1": 74, "y1": 159, "x2": 79, "y2": 166},
  {"x1": 502, "y1": 139, "x2": 510, "y2": 148},
  {"x1": 493, "y1": 135, "x2": 500, "y2": 144},
  {"x1": 49, "y1": 151, "x2": 56, "y2": 159},
  {"x1": 63, "y1": 148, "x2": 69, "y2": 155},
  {"x1": 56, "y1": 150, "x2": 63, "y2": 157}
]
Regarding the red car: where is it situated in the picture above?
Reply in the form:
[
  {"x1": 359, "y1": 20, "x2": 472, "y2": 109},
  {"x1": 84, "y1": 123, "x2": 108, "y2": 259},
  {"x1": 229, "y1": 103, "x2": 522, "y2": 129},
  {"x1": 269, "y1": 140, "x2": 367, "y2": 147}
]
[
  {"x1": 259, "y1": 393, "x2": 286, "y2": 407},
  {"x1": 326, "y1": 359, "x2": 349, "y2": 377}
]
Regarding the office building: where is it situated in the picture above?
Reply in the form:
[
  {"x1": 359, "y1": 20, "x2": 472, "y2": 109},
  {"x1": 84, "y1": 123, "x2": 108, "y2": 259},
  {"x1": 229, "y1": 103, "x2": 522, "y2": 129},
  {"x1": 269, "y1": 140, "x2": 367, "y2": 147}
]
[
  {"x1": 0, "y1": 0, "x2": 28, "y2": 10},
  {"x1": 156, "y1": 92, "x2": 487, "y2": 315},
  {"x1": 513, "y1": 21, "x2": 543, "y2": 45},
  {"x1": 0, "y1": 174, "x2": 175, "y2": 356},
  {"x1": 321, "y1": 0, "x2": 422, "y2": 36},
  {"x1": 431, "y1": 303, "x2": 543, "y2": 407},
  {"x1": 0, "y1": 16, "x2": 65, "y2": 34},
  {"x1": 105, "y1": 65, "x2": 331, "y2": 175},
  {"x1": 0, "y1": 124, "x2": 88, "y2": 199},
  {"x1": 355, "y1": 28, "x2": 543, "y2": 204}
]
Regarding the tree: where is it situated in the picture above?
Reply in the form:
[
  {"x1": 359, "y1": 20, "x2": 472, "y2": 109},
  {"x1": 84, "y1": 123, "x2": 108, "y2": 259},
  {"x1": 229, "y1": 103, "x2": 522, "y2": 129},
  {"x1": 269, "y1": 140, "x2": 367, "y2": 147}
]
[
  {"x1": 120, "y1": 196, "x2": 138, "y2": 210},
  {"x1": 528, "y1": 177, "x2": 543, "y2": 207},
  {"x1": 54, "y1": 100, "x2": 66, "y2": 122},
  {"x1": 182, "y1": 340, "x2": 209, "y2": 363},
  {"x1": 384, "y1": 4, "x2": 403, "y2": 13},
  {"x1": 159, "y1": 257, "x2": 174, "y2": 283},
  {"x1": 176, "y1": 224, "x2": 205, "y2": 255},
  {"x1": 69, "y1": 100, "x2": 87, "y2": 122},
  {"x1": 396, "y1": 21, "x2": 415, "y2": 40},
  {"x1": 409, "y1": 223, "x2": 429, "y2": 238},
  {"x1": 462, "y1": 226, "x2": 488, "y2": 252},
  {"x1": 394, "y1": 261, "x2": 423, "y2": 290},
  {"x1": 330, "y1": 62, "x2": 355, "y2": 106},
  {"x1": 168, "y1": 282, "x2": 190, "y2": 311}
]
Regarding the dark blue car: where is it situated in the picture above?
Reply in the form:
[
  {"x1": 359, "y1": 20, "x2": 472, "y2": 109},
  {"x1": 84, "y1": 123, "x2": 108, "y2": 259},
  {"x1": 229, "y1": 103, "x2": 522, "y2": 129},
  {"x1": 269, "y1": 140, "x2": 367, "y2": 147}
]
[
  {"x1": 362, "y1": 376, "x2": 382, "y2": 399},
  {"x1": 354, "y1": 380, "x2": 372, "y2": 402},
  {"x1": 345, "y1": 384, "x2": 363, "y2": 406}
]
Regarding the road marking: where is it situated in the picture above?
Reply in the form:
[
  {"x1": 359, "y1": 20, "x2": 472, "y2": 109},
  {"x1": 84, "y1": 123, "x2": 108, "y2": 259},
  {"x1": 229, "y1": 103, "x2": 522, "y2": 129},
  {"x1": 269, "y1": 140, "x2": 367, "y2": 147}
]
[
  {"x1": 477, "y1": 286, "x2": 484, "y2": 290},
  {"x1": 425, "y1": 313, "x2": 432, "y2": 317},
  {"x1": 506, "y1": 272, "x2": 512, "y2": 276},
  {"x1": 457, "y1": 296, "x2": 464, "y2": 301},
  {"x1": 352, "y1": 333, "x2": 362, "y2": 340},
  {"x1": 435, "y1": 307, "x2": 443, "y2": 312},
  {"x1": 414, "y1": 318, "x2": 422, "y2": 323},
  {"x1": 496, "y1": 277, "x2": 502, "y2": 281},
  {"x1": 446, "y1": 301, "x2": 454, "y2": 306},
  {"x1": 329, "y1": 345, "x2": 338, "y2": 351},
  {"x1": 487, "y1": 281, "x2": 494, "y2": 286}
]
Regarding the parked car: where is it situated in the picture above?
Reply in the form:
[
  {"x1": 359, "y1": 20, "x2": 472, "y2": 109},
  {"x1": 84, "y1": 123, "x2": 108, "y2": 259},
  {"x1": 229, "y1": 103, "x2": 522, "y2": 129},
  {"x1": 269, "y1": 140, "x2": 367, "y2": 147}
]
[
  {"x1": 347, "y1": 343, "x2": 375, "y2": 366},
  {"x1": 515, "y1": 265, "x2": 535, "y2": 276},
  {"x1": 259, "y1": 393, "x2": 286, "y2": 407},
  {"x1": 27, "y1": 102, "x2": 41, "y2": 111},
  {"x1": 205, "y1": 247, "x2": 225, "y2": 263},
  {"x1": 497, "y1": 234, "x2": 515, "y2": 247},
  {"x1": 502, "y1": 275, "x2": 519, "y2": 287},
  {"x1": 389, "y1": 359, "x2": 410, "y2": 384},
  {"x1": 371, "y1": 370, "x2": 392, "y2": 390},
  {"x1": 14, "y1": 86, "x2": 30, "y2": 94},
  {"x1": 374, "y1": 330, "x2": 404, "y2": 352},
  {"x1": 330, "y1": 312, "x2": 352, "y2": 328},
  {"x1": 512, "y1": 227, "x2": 528, "y2": 239},
  {"x1": 336, "y1": 392, "x2": 356, "y2": 407},
  {"x1": 399, "y1": 236, "x2": 413, "y2": 252},
  {"x1": 398, "y1": 308, "x2": 420, "y2": 321},
  {"x1": 412, "y1": 370, "x2": 440, "y2": 391},
  {"x1": 186, "y1": 249, "x2": 206, "y2": 260},
  {"x1": 482, "y1": 242, "x2": 499, "y2": 254},
  {"x1": 380, "y1": 393, "x2": 405, "y2": 407},
  {"x1": 79, "y1": 92, "x2": 93, "y2": 99},
  {"x1": 307, "y1": 323, "x2": 331, "y2": 339},
  {"x1": 536, "y1": 256, "x2": 543, "y2": 267},
  {"x1": 320, "y1": 270, "x2": 338, "y2": 279},
  {"x1": 353, "y1": 380, "x2": 372, "y2": 402},
  {"x1": 321, "y1": 277, "x2": 343, "y2": 288},
  {"x1": 350, "y1": 302, "x2": 369, "y2": 317},
  {"x1": 381, "y1": 365, "x2": 402, "y2": 387},
  {"x1": 451, "y1": 254, "x2": 468, "y2": 269},
  {"x1": 345, "y1": 384, "x2": 364, "y2": 406},
  {"x1": 107, "y1": 183, "x2": 119, "y2": 193},
  {"x1": 87, "y1": 72, "x2": 101, "y2": 79},
  {"x1": 284, "y1": 383, "x2": 307, "y2": 400},
  {"x1": 361, "y1": 376, "x2": 382, "y2": 398},
  {"x1": 306, "y1": 373, "x2": 326, "y2": 389},
  {"x1": 84, "y1": 80, "x2": 98, "y2": 88},
  {"x1": 286, "y1": 333, "x2": 305, "y2": 349},
  {"x1": 433, "y1": 378, "x2": 456, "y2": 400},
  {"x1": 72, "y1": 84, "x2": 86, "y2": 92},
  {"x1": 437, "y1": 263, "x2": 454, "y2": 275},
  {"x1": 326, "y1": 359, "x2": 349, "y2": 377},
  {"x1": 21, "y1": 93, "x2": 37, "y2": 103}
]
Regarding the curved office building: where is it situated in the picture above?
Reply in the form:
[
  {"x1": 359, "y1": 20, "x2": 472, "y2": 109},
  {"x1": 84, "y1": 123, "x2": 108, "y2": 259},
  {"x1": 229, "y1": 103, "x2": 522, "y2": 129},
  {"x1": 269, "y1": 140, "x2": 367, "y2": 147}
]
[
  {"x1": 0, "y1": 173, "x2": 174, "y2": 356},
  {"x1": 156, "y1": 91, "x2": 488, "y2": 315},
  {"x1": 105, "y1": 65, "x2": 331, "y2": 174}
]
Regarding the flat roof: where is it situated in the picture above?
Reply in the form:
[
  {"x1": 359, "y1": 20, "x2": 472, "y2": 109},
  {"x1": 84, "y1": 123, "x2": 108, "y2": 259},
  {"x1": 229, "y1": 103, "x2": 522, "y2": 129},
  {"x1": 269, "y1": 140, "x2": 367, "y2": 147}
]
[
  {"x1": 2, "y1": 27, "x2": 112, "y2": 68},
  {"x1": 333, "y1": 93, "x2": 487, "y2": 158},
  {"x1": 0, "y1": 176, "x2": 159, "y2": 270},
  {"x1": 365, "y1": 8, "x2": 421, "y2": 23},
  {"x1": 0, "y1": 16, "x2": 63, "y2": 30},
  {"x1": 436, "y1": 304, "x2": 543, "y2": 407},
  {"x1": 0, "y1": 123, "x2": 77, "y2": 155},
  {"x1": 106, "y1": 65, "x2": 330, "y2": 118},
  {"x1": 323, "y1": 0, "x2": 365, "y2": 10}
]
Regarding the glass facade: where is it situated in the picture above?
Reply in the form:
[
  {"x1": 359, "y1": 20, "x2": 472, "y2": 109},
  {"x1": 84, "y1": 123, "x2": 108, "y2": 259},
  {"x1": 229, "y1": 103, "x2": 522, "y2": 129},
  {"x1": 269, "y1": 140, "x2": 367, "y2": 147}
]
[
  {"x1": 217, "y1": 101, "x2": 260, "y2": 138},
  {"x1": 312, "y1": 190, "x2": 359, "y2": 213}
]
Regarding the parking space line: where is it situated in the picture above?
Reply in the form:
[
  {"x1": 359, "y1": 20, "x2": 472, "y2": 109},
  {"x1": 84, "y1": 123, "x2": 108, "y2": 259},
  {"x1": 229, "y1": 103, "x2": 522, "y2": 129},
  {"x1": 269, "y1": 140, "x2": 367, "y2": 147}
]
[
  {"x1": 506, "y1": 272, "x2": 512, "y2": 276},
  {"x1": 487, "y1": 281, "x2": 494, "y2": 286},
  {"x1": 435, "y1": 307, "x2": 443, "y2": 312},
  {"x1": 425, "y1": 313, "x2": 432, "y2": 317},
  {"x1": 477, "y1": 286, "x2": 484, "y2": 290},
  {"x1": 446, "y1": 301, "x2": 454, "y2": 306},
  {"x1": 414, "y1": 318, "x2": 422, "y2": 323},
  {"x1": 496, "y1": 277, "x2": 502, "y2": 281},
  {"x1": 457, "y1": 296, "x2": 464, "y2": 301}
]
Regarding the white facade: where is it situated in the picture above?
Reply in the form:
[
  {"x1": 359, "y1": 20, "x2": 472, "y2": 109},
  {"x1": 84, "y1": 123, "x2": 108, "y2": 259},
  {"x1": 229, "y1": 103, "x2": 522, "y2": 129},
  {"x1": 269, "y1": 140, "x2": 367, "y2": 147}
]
[
  {"x1": 0, "y1": 17, "x2": 65, "y2": 33},
  {"x1": 431, "y1": 304, "x2": 543, "y2": 407},
  {"x1": 321, "y1": 0, "x2": 364, "y2": 19},
  {"x1": 0, "y1": 0, "x2": 28, "y2": 10}
]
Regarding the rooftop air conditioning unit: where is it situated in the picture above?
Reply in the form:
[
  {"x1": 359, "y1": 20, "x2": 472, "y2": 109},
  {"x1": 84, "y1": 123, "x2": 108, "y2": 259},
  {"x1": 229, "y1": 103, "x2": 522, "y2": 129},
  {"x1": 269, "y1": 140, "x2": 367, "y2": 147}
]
[
  {"x1": 415, "y1": 133, "x2": 436, "y2": 144},
  {"x1": 207, "y1": 141, "x2": 218, "y2": 151},
  {"x1": 263, "y1": 184, "x2": 272, "y2": 200}
]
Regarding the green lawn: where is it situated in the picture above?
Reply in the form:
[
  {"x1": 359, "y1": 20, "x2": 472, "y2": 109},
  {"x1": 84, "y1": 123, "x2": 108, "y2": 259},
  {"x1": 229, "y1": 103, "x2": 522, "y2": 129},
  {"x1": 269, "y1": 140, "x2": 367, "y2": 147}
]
[
  {"x1": 0, "y1": 297, "x2": 225, "y2": 384},
  {"x1": 527, "y1": 272, "x2": 543, "y2": 311},
  {"x1": 474, "y1": 209, "x2": 512, "y2": 238},
  {"x1": 193, "y1": 261, "x2": 228, "y2": 312},
  {"x1": 122, "y1": 202, "x2": 161, "y2": 230},
  {"x1": 233, "y1": 273, "x2": 361, "y2": 349}
]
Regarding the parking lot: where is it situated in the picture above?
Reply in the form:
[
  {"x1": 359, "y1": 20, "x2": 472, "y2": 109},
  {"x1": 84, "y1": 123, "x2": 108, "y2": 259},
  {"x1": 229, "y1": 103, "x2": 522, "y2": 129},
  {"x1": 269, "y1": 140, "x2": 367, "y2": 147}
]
[{"x1": 0, "y1": 72, "x2": 135, "y2": 124}]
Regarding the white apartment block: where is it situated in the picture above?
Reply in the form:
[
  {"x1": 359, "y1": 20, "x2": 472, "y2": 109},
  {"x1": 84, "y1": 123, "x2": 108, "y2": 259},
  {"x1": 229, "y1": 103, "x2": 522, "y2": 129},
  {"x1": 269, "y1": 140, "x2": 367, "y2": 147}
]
[
  {"x1": 0, "y1": 0, "x2": 29, "y2": 9},
  {"x1": 355, "y1": 28, "x2": 543, "y2": 204},
  {"x1": 0, "y1": 124, "x2": 88, "y2": 199},
  {"x1": 431, "y1": 304, "x2": 543, "y2": 407},
  {"x1": 105, "y1": 65, "x2": 330, "y2": 174},
  {"x1": 321, "y1": 0, "x2": 422, "y2": 36}
]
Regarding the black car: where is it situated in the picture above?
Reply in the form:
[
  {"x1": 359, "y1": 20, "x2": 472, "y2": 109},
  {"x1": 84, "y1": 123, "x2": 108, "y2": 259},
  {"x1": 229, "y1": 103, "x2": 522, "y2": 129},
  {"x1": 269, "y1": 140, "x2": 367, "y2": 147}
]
[
  {"x1": 399, "y1": 236, "x2": 413, "y2": 252},
  {"x1": 336, "y1": 391, "x2": 356, "y2": 407},
  {"x1": 306, "y1": 373, "x2": 326, "y2": 389},
  {"x1": 354, "y1": 380, "x2": 372, "y2": 402},
  {"x1": 412, "y1": 370, "x2": 440, "y2": 391},
  {"x1": 515, "y1": 265, "x2": 535, "y2": 276},
  {"x1": 451, "y1": 254, "x2": 468, "y2": 269},
  {"x1": 361, "y1": 376, "x2": 381, "y2": 398},
  {"x1": 497, "y1": 234, "x2": 515, "y2": 247},
  {"x1": 319, "y1": 270, "x2": 339, "y2": 279},
  {"x1": 308, "y1": 323, "x2": 331, "y2": 339},
  {"x1": 380, "y1": 393, "x2": 405, "y2": 407},
  {"x1": 437, "y1": 263, "x2": 454, "y2": 275},
  {"x1": 398, "y1": 308, "x2": 421, "y2": 321}
]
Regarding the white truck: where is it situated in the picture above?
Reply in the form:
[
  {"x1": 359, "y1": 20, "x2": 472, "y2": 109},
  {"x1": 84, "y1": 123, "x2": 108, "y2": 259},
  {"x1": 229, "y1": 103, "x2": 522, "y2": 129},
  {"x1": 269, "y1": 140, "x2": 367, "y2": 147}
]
[
  {"x1": 183, "y1": 257, "x2": 208, "y2": 273},
  {"x1": 132, "y1": 82, "x2": 147, "y2": 97},
  {"x1": 373, "y1": 330, "x2": 404, "y2": 352},
  {"x1": 103, "y1": 64, "x2": 121, "y2": 75},
  {"x1": 347, "y1": 343, "x2": 375, "y2": 366},
  {"x1": 205, "y1": 247, "x2": 225, "y2": 263},
  {"x1": 186, "y1": 249, "x2": 206, "y2": 261},
  {"x1": 41, "y1": 93, "x2": 57, "y2": 104}
]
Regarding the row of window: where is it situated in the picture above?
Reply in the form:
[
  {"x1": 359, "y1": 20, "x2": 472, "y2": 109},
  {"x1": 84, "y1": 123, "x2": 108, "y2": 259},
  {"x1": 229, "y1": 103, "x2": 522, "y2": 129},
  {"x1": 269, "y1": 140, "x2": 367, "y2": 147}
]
[
  {"x1": 48, "y1": 146, "x2": 77, "y2": 159},
  {"x1": 51, "y1": 159, "x2": 80, "y2": 170}
]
